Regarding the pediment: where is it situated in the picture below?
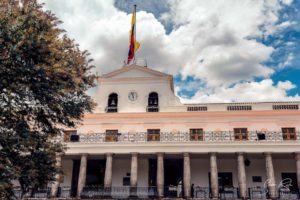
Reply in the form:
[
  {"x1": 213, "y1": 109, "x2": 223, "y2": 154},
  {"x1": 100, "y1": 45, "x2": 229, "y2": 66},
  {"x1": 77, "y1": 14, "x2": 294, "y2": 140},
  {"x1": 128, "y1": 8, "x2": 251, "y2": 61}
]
[{"x1": 101, "y1": 64, "x2": 171, "y2": 79}]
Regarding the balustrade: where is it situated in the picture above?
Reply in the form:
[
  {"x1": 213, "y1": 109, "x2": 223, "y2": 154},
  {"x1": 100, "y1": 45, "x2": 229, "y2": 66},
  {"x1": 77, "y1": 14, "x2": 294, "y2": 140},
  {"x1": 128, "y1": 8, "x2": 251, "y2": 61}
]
[
  {"x1": 59, "y1": 131, "x2": 300, "y2": 144},
  {"x1": 13, "y1": 186, "x2": 300, "y2": 199}
]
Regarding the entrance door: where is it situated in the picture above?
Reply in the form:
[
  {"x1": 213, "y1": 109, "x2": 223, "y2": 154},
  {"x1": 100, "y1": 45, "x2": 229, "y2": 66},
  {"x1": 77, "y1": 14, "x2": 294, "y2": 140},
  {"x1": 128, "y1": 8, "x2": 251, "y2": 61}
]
[
  {"x1": 70, "y1": 159, "x2": 105, "y2": 197},
  {"x1": 218, "y1": 172, "x2": 233, "y2": 189},
  {"x1": 86, "y1": 160, "x2": 106, "y2": 186},
  {"x1": 281, "y1": 173, "x2": 298, "y2": 191},
  {"x1": 148, "y1": 159, "x2": 157, "y2": 187},
  {"x1": 208, "y1": 172, "x2": 233, "y2": 189},
  {"x1": 71, "y1": 160, "x2": 80, "y2": 197},
  {"x1": 164, "y1": 159, "x2": 183, "y2": 198}
]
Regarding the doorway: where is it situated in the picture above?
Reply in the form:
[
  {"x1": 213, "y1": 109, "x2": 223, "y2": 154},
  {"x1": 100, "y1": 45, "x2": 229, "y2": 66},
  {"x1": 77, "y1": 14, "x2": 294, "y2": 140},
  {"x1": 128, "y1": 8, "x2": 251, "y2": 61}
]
[
  {"x1": 281, "y1": 173, "x2": 298, "y2": 191},
  {"x1": 70, "y1": 159, "x2": 106, "y2": 197},
  {"x1": 209, "y1": 172, "x2": 233, "y2": 189},
  {"x1": 164, "y1": 159, "x2": 183, "y2": 197},
  {"x1": 85, "y1": 159, "x2": 106, "y2": 186},
  {"x1": 148, "y1": 158, "x2": 184, "y2": 197}
]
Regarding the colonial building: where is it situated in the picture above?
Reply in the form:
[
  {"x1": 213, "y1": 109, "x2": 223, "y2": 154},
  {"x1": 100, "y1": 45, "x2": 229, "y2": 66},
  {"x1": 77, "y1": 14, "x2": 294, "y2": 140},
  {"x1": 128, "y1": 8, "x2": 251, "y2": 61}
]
[{"x1": 31, "y1": 62, "x2": 300, "y2": 199}]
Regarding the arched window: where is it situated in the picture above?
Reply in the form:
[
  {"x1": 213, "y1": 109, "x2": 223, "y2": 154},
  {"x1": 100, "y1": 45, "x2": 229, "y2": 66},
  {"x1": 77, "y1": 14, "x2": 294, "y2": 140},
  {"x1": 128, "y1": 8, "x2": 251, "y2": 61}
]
[
  {"x1": 106, "y1": 93, "x2": 118, "y2": 112},
  {"x1": 147, "y1": 92, "x2": 159, "y2": 112}
]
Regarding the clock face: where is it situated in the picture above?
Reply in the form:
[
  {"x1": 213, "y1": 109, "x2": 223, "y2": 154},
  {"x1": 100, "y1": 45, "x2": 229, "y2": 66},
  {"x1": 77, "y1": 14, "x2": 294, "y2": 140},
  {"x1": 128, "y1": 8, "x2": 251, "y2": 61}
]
[{"x1": 128, "y1": 91, "x2": 138, "y2": 101}]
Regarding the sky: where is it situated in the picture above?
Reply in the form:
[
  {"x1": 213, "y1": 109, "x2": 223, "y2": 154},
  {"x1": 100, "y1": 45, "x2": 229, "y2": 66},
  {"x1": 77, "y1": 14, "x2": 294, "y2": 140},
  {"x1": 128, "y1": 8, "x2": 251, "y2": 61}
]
[{"x1": 39, "y1": 0, "x2": 300, "y2": 103}]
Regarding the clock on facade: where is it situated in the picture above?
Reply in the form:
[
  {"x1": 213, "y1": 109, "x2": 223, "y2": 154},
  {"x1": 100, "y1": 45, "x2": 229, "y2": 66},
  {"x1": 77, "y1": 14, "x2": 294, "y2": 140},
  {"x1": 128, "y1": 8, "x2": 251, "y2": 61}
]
[{"x1": 128, "y1": 91, "x2": 138, "y2": 101}]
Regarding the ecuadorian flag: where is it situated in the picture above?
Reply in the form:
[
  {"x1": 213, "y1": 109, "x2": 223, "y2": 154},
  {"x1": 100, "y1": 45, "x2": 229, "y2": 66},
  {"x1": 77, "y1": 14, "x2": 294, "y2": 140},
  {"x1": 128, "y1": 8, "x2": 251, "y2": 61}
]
[{"x1": 127, "y1": 6, "x2": 140, "y2": 64}]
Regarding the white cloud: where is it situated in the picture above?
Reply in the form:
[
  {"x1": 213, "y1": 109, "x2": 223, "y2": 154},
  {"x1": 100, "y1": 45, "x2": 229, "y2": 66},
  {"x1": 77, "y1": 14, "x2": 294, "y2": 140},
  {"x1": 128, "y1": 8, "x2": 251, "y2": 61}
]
[
  {"x1": 180, "y1": 79, "x2": 300, "y2": 103},
  {"x1": 39, "y1": 0, "x2": 299, "y2": 102},
  {"x1": 279, "y1": 53, "x2": 294, "y2": 69},
  {"x1": 280, "y1": 0, "x2": 293, "y2": 5}
]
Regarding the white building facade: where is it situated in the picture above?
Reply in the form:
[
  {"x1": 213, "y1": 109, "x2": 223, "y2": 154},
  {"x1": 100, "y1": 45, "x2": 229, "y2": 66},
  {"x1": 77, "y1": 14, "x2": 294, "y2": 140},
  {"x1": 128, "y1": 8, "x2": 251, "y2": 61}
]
[{"x1": 36, "y1": 64, "x2": 300, "y2": 199}]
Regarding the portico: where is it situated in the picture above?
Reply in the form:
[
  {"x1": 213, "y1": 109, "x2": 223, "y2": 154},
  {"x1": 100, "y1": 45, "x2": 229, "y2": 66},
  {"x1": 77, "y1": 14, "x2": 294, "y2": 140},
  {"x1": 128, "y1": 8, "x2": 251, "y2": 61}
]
[{"x1": 47, "y1": 152, "x2": 300, "y2": 199}]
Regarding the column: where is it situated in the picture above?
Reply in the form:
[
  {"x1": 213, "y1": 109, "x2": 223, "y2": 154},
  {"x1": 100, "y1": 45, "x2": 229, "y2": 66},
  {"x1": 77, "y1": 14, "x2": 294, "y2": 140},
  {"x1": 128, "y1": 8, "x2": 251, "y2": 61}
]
[
  {"x1": 130, "y1": 153, "x2": 138, "y2": 187},
  {"x1": 210, "y1": 152, "x2": 219, "y2": 199},
  {"x1": 104, "y1": 153, "x2": 113, "y2": 188},
  {"x1": 295, "y1": 152, "x2": 300, "y2": 190},
  {"x1": 77, "y1": 154, "x2": 87, "y2": 198},
  {"x1": 237, "y1": 152, "x2": 247, "y2": 199},
  {"x1": 265, "y1": 153, "x2": 277, "y2": 200},
  {"x1": 183, "y1": 153, "x2": 191, "y2": 198},
  {"x1": 50, "y1": 154, "x2": 62, "y2": 197},
  {"x1": 157, "y1": 153, "x2": 164, "y2": 198},
  {"x1": 130, "y1": 153, "x2": 138, "y2": 197}
]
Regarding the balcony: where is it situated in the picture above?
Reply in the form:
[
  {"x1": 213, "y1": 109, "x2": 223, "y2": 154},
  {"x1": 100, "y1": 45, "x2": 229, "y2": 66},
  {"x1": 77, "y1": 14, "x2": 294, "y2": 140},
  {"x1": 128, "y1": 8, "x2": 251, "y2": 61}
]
[
  {"x1": 105, "y1": 106, "x2": 118, "y2": 113},
  {"x1": 147, "y1": 106, "x2": 159, "y2": 112},
  {"x1": 61, "y1": 131, "x2": 300, "y2": 144}
]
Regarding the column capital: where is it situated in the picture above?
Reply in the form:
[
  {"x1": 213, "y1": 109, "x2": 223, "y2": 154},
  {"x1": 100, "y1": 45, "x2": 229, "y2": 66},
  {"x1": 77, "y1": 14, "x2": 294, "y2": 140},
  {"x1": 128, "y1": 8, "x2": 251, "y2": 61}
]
[
  {"x1": 81, "y1": 153, "x2": 88, "y2": 157},
  {"x1": 131, "y1": 152, "x2": 139, "y2": 156},
  {"x1": 294, "y1": 152, "x2": 300, "y2": 160},
  {"x1": 106, "y1": 153, "x2": 114, "y2": 157},
  {"x1": 209, "y1": 152, "x2": 217, "y2": 156},
  {"x1": 236, "y1": 152, "x2": 245, "y2": 156},
  {"x1": 263, "y1": 152, "x2": 273, "y2": 156},
  {"x1": 183, "y1": 152, "x2": 190, "y2": 157},
  {"x1": 55, "y1": 152, "x2": 64, "y2": 157},
  {"x1": 156, "y1": 152, "x2": 164, "y2": 157}
]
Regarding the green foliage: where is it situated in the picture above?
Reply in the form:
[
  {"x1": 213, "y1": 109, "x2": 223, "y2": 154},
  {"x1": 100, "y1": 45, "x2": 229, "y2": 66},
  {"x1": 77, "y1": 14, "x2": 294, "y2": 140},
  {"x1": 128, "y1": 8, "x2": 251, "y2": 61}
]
[{"x1": 0, "y1": 0, "x2": 95, "y2": 198}]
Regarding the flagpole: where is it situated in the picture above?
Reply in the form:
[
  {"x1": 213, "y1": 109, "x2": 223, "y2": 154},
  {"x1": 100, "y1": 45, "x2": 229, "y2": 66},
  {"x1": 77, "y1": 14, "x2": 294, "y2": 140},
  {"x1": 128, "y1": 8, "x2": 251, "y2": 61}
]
[{"x1": 134, "y1": 4, "x2": 137, "y2": 62}]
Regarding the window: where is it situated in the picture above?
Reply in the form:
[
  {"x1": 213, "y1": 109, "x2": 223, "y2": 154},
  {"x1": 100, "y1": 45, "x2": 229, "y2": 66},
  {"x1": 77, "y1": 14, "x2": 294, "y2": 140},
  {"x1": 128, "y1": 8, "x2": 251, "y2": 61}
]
[
  {"x1": 187, "y1": 106, "x2": 207, "y2": 112},
  {"x1": 282, "y1": 127, "x2": 296, "y2": 140},
  {"x1": 123, "y1": 177, "x2": 130, "y2": 186},
  {"x1": 273, "y1": 105, "x2": 299, "y2": 110},
  {"x1": 190, "y1": 129, "x2": 204, "y2": 141},
  {"x1": 147, "y1": 129, "x2": 160, "y2": 141},
  {"x1": 234, "y1": 128, "x2": 248, "y2": 141},
  {"x1": 106, "y1": 93, "x2": 118, "y2": 113},
  {"x1": 252, "y1": 176, "x2": 262, "y2": 183},
  {"x1": 147, "y1": 92, "x2": 159, "y2": 112},
  {"x1": 227, "y1": 105, "x2": 252, "y2": 111},
  {"x1": 63, "y1": 130, "x2": 77, "y2": 142},
  {"x1": 105, "y1": 130, "x2": 119, "y2": 142}
]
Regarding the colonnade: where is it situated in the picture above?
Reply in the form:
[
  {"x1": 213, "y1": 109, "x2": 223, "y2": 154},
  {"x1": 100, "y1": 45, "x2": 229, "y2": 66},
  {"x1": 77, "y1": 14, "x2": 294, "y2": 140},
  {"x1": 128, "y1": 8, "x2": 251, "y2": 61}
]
[{"x1": 50, "y1": 152, "x2": 300, "y2": 199}]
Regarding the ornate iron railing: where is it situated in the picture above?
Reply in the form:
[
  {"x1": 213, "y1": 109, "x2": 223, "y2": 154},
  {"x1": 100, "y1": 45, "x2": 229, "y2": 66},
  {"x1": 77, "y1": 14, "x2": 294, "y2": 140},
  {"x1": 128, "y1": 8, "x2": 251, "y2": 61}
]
[
  {"x1": 219, "y1": 187, "x2": 239, "y2": 199},
  {"x1": 193, "y1": 186, "x2": 210, "y2": 198},
  {"x1": 248, "y1": 187, "x2": 267, "y2": 199},
  {"x1": 62, "y1": 131, "x2": 300, "y2": 144},
  {"x1": 80, "y1": 186, "x2": 157, "y2": 199},
  {"x1": 105, "y1": 106, "x2": 118, "y2": 113},
  {"x1": 278, "y1": 188, "x2": 299, "y2": 200},
  {"x1": 12, "y1": 186, "x2": 300, "y2": 199}
]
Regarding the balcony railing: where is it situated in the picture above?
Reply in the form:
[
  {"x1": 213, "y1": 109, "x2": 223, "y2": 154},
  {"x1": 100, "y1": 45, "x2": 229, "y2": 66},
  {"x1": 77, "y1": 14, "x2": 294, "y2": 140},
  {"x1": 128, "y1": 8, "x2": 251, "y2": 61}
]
[
  {"x1": 60, "y1": 131, "x2": 300, "y2": 144},
  {"x1": 147, "y1": 106, "x2": 159, "y2": 112},
  {"x1": 19, "y1": 186, "x2": 299, "y2": 199},
  {"x1": 80, "y1": 186, "x2": 157, "y2": 199},
  {"x1": 105, "y1": 106, "x2": 118, "y2": 113}
]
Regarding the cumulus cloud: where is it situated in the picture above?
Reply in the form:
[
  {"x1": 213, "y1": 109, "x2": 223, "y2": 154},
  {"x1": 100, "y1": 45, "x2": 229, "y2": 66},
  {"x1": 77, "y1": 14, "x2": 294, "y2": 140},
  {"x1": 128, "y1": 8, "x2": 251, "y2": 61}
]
[
  {"x1": 180, "y1": 79, "x2": 300, "y2": 103},
  {"x1": 39, "y1": 0, "x2": 299, "y2": 102}
]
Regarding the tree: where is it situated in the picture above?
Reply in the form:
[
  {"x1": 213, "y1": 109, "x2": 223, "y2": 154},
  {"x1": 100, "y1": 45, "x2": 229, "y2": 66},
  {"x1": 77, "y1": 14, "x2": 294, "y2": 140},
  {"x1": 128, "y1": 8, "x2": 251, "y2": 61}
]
[{"x1": 0, "y1": 0, "x2": 95, "y2": 199}]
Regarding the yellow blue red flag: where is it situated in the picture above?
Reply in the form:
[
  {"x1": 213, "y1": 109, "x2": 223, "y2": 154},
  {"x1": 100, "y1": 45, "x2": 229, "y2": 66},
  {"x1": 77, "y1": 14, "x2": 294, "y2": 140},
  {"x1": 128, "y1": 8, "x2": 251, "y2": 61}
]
[{"x1": 127, "y1": 5, "x2": 140, "y2": 64}]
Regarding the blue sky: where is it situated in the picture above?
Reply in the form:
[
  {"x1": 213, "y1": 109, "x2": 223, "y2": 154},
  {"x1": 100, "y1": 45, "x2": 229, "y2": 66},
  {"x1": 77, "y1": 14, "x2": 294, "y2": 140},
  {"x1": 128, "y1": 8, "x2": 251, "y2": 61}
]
[
  {"x1": 116, "y1": 0, "x2": 300, "y2": 98},
  {"x1": 41, "y1": 0, "x2": 300, "y2": 102}
]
